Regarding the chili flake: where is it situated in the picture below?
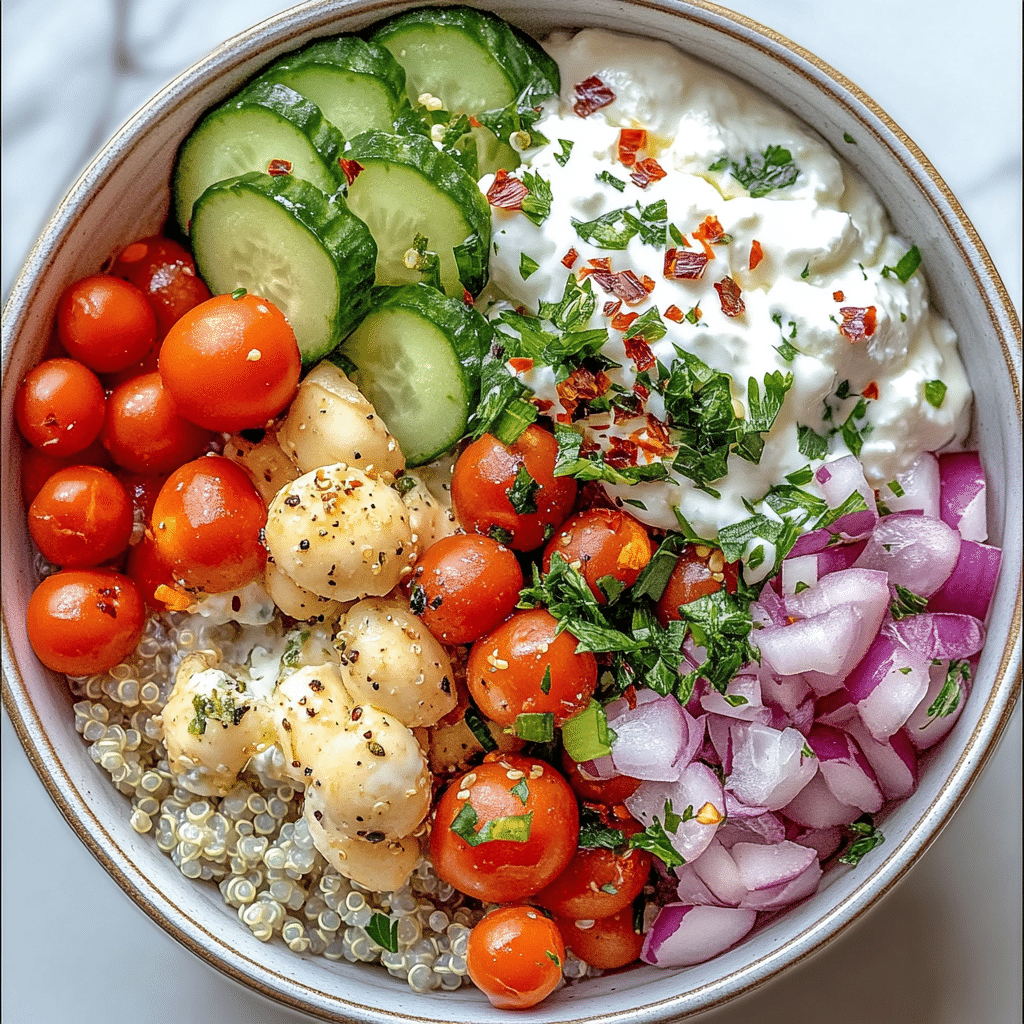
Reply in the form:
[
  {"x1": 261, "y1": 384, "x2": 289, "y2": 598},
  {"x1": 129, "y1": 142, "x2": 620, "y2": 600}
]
[
  {"x1": 573, "y1": 76, "x2": 616, "y2": 117},
  {"x1": 338, "y1": 158, "x2": 364, "y2": 186},
  {"x1": 267, "y1": 158, "x2": 292, "y2": 176},
  {"x1": 508, "y1": 357, "x2": 535, "y2": 374},
  {"x1": 617, "y1": 128, "x2": 647, "y2": 167},
  {"x1": 486, "y1": 169, "x2": 529, "y2": 210},
  {"x1": 862, "y1": 381, "x2": 880, "y2": 400},
  {"x1": 749, "y1": 239, "x2": 764, "y2": 270},
  {"x1": 561, "y1": 247, "x2": 580, "y2": 269},
  {"x1": 590, "y1": 268, "x2": 649, "y2": 305},
  {"x1": 630, "y1": 157, "x2": 667, "y2": 189},
  {"x1": 714, "y1": 276, "x2": 745, "y2": 317},
  {"x1": 664, "y1": 248, "x2": 710, "y2": 280},
  {"x1": 664, "y1": 304, "x2": 685, "y2": 323},
  {"x1": 624, "y1": 334, "x2": 656, "y2": 372},
  {"x1": 611, "y1": 309, "x2": 639, "y2": 331},
  {"x1": 839, "y1": 305, "x2": 878, "y2": 341}
]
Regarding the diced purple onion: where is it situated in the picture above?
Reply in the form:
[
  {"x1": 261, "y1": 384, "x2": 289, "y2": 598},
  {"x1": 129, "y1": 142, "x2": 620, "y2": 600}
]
[
  {"x1": 730, "y1": 840, "x2": 818, "y2": 892},
  {"x1": 701, "y1": 675, "x2": 770, "y2": 723},
  {"x1": 692, "y1": 838, "x2": 747, "y2": 906},
  {"x1": 884, "y1": 451, "x2": 940, "y2": 517},
  {"x1": 756, "y1": 605, "x2": 865, "y2": 682},
  {"x1": 844, "y1": 634, "x2": 931, "y2": 741},
  {"x1": 787, "y1": 527, "x2": 834, "y2": 559},
  {"x1": 578, "y1": 754, "x2": 618, "y2": 781},
  {"x1": 641, "y1": 904, "x2": 757, "y2": 967},
  {"x1": 885, "y1": 612, "x2": 985, "y2": 661},
  {"x1": 844, "y1": 720, "x2": 918, "y2": 800},
  {"x1": 854, "y1": 513, "x2": 961, "y2": 596},
  {"x1": 782, "y1": 773, "x2": 863, "y2": 829},
  {"x1": 903, "y1": 660, "x2": 968, "y2": 750},
  {"x1": 725, "y1": 721, "x2": 818, "y2": 811},
  {"x1": 938, "y1": 451, "x2": 988, "y2": 542},
  {"x1": 607, "y1": 694, "x2": 689, "y2": 782},
  {"x1": 716, "y1": 810, "x2": 787, "y2": 849},
  {"x1": 814, "y1": 688, "x2": 857, "y2": 728},
  {"x1": 760, "y1": 670, "x2": 812, "y2": 720},
  {"x1": 674, "y1": 864, "x2": 723, "y2": 908},
  {"x1": 927, "y1": 540, "x2": 1002, "y2": 621},
  {"x1": 782, "y1": 554, "x2": 818, "y2": 595},
  {"x1": 806, "y1": 725, "x2": 883, "y2": 813},
  {"x1": 815, "y1": 538, "x2": 868, "y2": 577},
  {"x1": 751, "y1": 583, "x2": 787, "y2": 626},
  {"x1": 788, "y1": 825, "x2": 845, "y2": 860}
]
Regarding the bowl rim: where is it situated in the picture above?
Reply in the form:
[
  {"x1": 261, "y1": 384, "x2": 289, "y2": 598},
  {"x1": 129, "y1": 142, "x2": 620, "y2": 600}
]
[{"x1": 2, "y1": 1, "x2": 1021, "y2": 1021}]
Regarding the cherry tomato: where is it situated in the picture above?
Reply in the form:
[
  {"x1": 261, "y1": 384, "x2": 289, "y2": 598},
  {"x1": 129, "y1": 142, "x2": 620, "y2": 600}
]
[
  {"x1": 56, "y1": 274, "x2": 157, "y2": 373},
  {"x1": 560, "y1": 749, "x2": 642, "y2": 805},
  {"x1": 101, "y1": 372, "x2": 214, "y2": 474},
  {"x1": 28, "y1": 466, "x2": 134, "y2": 569},
  {"x1": 126, "y1": 534, "x2": 173, "y2": 610},
  {"x1": 101, "y1": 341, "x2": 161, "y2": 391},
  {"x1": 26, "y1": 568, "x2": 145, "y2": 676},
  {"x1": 159, "y1": 293, "x2": 301, "y2": 432},
  {"x1": 532, "y1": 813, "x2": 651, "y2": 920},
  {"x1": 466, "y1": 906, "x2": 566, "y2": 1010},
  {"x1": 14, "y1": 358, "x2": 105, "y2": 456},
  {"x1": 110, "y1": 236, "x2": 211, "y2": 337},
  {"x1": 405, "y1": 534, "x2": 523, "y2": 644},
  {"x1": 543, "y1": 508, "x2": 654, "y2": 603},
  {"x1": 116, "y1": 470, "x2": 168, "y2": 528},
  {"x1": 150, "y1": 455, "x2": 267, "y2": 593},
  {"x1": 554, "y1": 904, "x2": 644, "y2": 970},
  {"x1": 451, "y1": 425, "x2": 577, "y2": 551},
  {"x1": 466, "y1": 608, "x2": 597, "y2": 727},
  {"x1": 654, "y1": 545, "x2": 739, "y2": 626},
  {"x1": 19, "y1": 438, "x2": 111, "y2": 507},
  {"x1": 429, "y1": 752, "x2": 579, "y2": 903}
]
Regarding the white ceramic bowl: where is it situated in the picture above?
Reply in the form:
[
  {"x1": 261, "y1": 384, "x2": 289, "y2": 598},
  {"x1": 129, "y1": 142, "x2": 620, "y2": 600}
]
[{"x1": 2, "y1": 2, "x2": 1021, "y2": 1021}]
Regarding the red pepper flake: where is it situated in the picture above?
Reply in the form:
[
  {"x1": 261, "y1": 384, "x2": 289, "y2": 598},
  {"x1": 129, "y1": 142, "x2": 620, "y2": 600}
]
[
  {"x1": 664, "y1": 304, "x2": 685, "y2": 323},
  {"x1": 578, "y1": 257, "x2": 612, "y2": 280},
  {"x1": 486, "y1": 168, "x2": 529, "y2": 210},
  {"x1": 693, "y1": 215, "x2": 727, "y2": 259},
  {"x1": 632, "y1": 414, "x2": 674, "y2": 458},
  {"x1": 611, "y1": 310, "x2": 639, "y2": 331},
  {"x1": 603, "y1": 299, "x2": 622, "y2": 317},
  {"x1": 749, "y1": 239, "x2": 764, "y2": 270},
  {"x1": 573, "y1": 75, "x2": 616, "y2": 117},
  {"x1": 462, "y1": 288, "x2": 475, "y2": 307},
  {"x1": 508, "y1": 357, "x2": 534, "y2": 374},
  {"x1": 664, "y1": 248, "x2": 710, "y2": 280},
  {"x1": 468, "y1": 116, "x2": 482, "y2": 128},
  {"x1": 561, "y1": 247, "x2": 580, "y2": 269},
  {"x1": 839, "y1": 305, "x2": 878, "y2": 341},
  {"x1": 633, "y1": 380, "x2": 651, "y2": 402},
  {"x1": 531, "y1": 397, "x2": 554, "y2": 413},
  {"x1": 833, "y1": 290, "x2": 845, "y2": 302},
  {"x1": 630, "y1": 157, "x2": 667, "y2": 190},
  {"x1": 714, "y1": 276, "x2": 745, "y2": 317},
  {"x1": 557, "y1": 366, "x2": 611, "y2": 419},
  {"x1": 617, "y1": 128, "x2": 647, "y2": 167},
  {"x1": 606, "y1": 435, "x2": 640, "y2": 467},
  {"x1": 267, "y1": 158, "x2": 292, "y2": 176},
  {"x1": 623, "y1": 684, "x2": 639, "y2": 709},
  {"x1": 640, "y1": 275, "x2": 656, "y2": 294},
  {"x1": 624, "y1": 334, "x2": 656, "y2": 372},
  {"x1": 862, "y1": 381, "x2": 880, "y2": 401},
  {"x1": 338, "y1": 158, "x2": 364, "y2": 186},
  {"x1": 591, "y1": 268, "x2": 649, "y2": 305}
]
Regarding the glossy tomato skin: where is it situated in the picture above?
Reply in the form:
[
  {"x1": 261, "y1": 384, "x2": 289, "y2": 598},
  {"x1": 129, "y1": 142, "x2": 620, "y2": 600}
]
[
  {"x1": 429, "y1": 752, "x2": 579, "y2": 903},
  {"x1": 111, "y1": 236, "x2": 211, "y2": 338},
  {"x1": 14, "y1": 358, "x2": 106, "y2": 457},
  {"x1": 28, "y1": 466, "x2": 134, "y2": 569},
  {"x1": 451, "y1": 426, "x2": 577, "y2": 552},
  {"x1": 655, "y1": 545, "x2": 739, "y2": 626},
  {"x1": 19, "y1": 438, "x2": 111, "y2": 507},
  {"x1": 467, "y1": 608, "x2": 597, "y2": 726},
  {"x1": 543, "y1": 507, "x2": 654, "y2": 603},
  {"x1": 150, "y1": 455, "x2": 267, "y2": 593},
  {"x1": 405, "y1": 534, "x2": 523, "y2": 645},
  {"x1": 116, "y1": 470, "x2": 168, "y2": 529},
  {"x1": 101, "y1": 372, "x2": 214, "y2": 474},
  {"x1": 560, "y1": 749, "x2": 642, "y2": 805},
  {"x1": 56, "y1": 274, "x2": 157, "y2": 373},
  {"x1": 126, "y1": 534, "x2": 172, "y2": 610},
  {"x1": 466, "y1": 906, "x2": 566, "y2": 1010},
  {"x1": 555, "y1": 904, "x2": 644, "y2": 970},
  {"x1": 26, "y1": 568, "x2": 145, "y2": 676},
  {"x1": 159, "y1": 293, "x2": 300, "y2": 432}
]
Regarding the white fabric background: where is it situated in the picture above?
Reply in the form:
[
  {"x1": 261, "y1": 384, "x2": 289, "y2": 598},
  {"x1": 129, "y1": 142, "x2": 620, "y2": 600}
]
[{"x1": 2, "y1": 2, "x2": 1020, "y2": 1022}]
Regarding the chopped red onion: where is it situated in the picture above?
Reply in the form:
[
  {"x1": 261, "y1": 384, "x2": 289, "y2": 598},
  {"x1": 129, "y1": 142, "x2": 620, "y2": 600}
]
[
  {"x1": 806, "y1": 725, "x2": 883, "y2": 813},
  {"x1": 903, "y1": 660, "x2": 968, "y2": 750},
  {"x1": 756, "y1": 604, "x2": 866, "y2": 682},
  {"x1": 725, "y1": 721, "x2": 819, "y2": 810},
  {"x1": 673, "y1": 864, "x2": 723, "y2": 907},
  {"x1": 641, "y1": 904, "x2": 757, "y2": 967},
  {"x1": 814, "y1": 688, "x2": 858, "y2": 728},
  {"x1": 938, "y1": 451, "x2": 988, "y2": 542},
  {"x1": 788, "y1": 825, "x2": 845, "y2": 860},
  {"x1": 927, "y1": 540, "x2": 1002, "y2": 621},
  {"x1": 815, "y1": 538, "x2": 868, "y2": 577},
  {"x1": 883, "y1": 451, "x2": 940, "y2": 517},
  {"x1": 815, "y1": 455, "x2": 878, "y2": 536},
  {"x1": 760, "y1": 670, "x2": 812, "y2": 720},
  {"x1": 715, "y1": 809, "x2": 787, "y2": 848},
  {"x1": 730, "y1": 840, "x2": 818, "y2": 892},
  {"x1": 844, "y1": 634, "x2": 931, "y2": 741},
  {"x1": 692, "y1": 838, "x2": 747, "y2": 906},
  {"x1": 854, "y1": 513, "x2": 961, "y2": 596},
  {"x1": 607, "y1": 695, "x2": 690, "y2": 782},
  {"x1": 751, "y1": 583, "x2": 787, "y2": 626},
  {"x1": 885, "y1": 612, "x2": 985, "y2": 661},
  {"x1": 782, "y1": 772, "x2": 863, "y2": 829},
  {"x1": 782, "y1": 554, "x2": 818, "y2": 595},
  {"x1": 701, "y1": 675, "x2": 770, "y2": 723},
  {"x1": 845, "y1": 720, "x2": 918, "y2": 800}
]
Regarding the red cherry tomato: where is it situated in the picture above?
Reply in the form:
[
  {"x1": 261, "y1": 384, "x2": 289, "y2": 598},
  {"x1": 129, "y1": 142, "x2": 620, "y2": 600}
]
[
  {"x1": 466, "y1": 906, "x2": 566, "y2": 1010},
  {"x1": 543, "y1": 507, "x2": 654, "y2": 602},
  {"x1": 429, "y1": 752, "x2": 579, "y2": 903},
  {"x1": 110, "y1": 236, "x2": 211, "y2": 338},
  {"x1": 101, "y1": 372, "x2": 214, "y2": 474},
  {"x1": 655, "y1": 545, "x2": 739, "y2": 626},
  {"x1": 101, "y1": 342, "x2": 161, "y2": 391},
  {"x1": 150, "y1": 455, "x2": 267, "y2": 593},
  {"x1": 26, "y1": 568, "x2": 145, "y2": 676},
  {"x1": 405, "y1": 534, "x2": 523, "y2": 644},
  {"x1": 466, "y1": 608, "x2": 597, "y2": 727},
  {"x1": 451, "y1": 425, "x2": 577, "y2": 551},
  {"x1": 56, "y1": 275, "x2": 157, "y2": 373},
  {"x1": 560, "y1": 749, "x2": 642, "y2": 805},
  {"x1": 14, "y1": 358, "x2": 105, "y2": 456},
  {"x1": 554, "y1": 904, "x2": 644, "y2": 970},
  {"x1": 19, "y1": 438, "x2": 111, "y2": 506},
  {"x1": 116, "y1": 470, "x2": 168, "y2": 529},
  {"x1": 159, "y1": 293, "x2": 301, "y2": 432},
  {"x1": 28, "y1": 466, "x2": 134, "y2": 569},
  {"x1": 126, "y1": 534, "x2": 173, "y2": 610}
]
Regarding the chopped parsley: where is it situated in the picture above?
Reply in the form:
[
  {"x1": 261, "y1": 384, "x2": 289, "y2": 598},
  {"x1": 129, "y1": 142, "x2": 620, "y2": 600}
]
[
  {"x1": 519, "y1": 252, "x2": 540, "y2": 280},
  {"x1": 571, "y1": 198, "x2": 666, "y2": 250},
  {"x1": 890, "y1": 583, "x2": 929, "y2": 620},
  {"x1": 453, "y1": 231, "x2": 487, "y2": 294},
  {"x1": 449, "y1": 802, "x2": 534, "y2": 846},
  {"x1": 463, "y1": 704, "x2": 498, "y2": 752},
  {"x1": 407, "y1": 233, "x2": 443, "y2": 292},
  {"x1": 578, "y1": 805, "x2": 627, "y2": 850},
  {"x1": 924, "y1": 379, "x2": 948, "y2": 408},
  {"x1": 629, "y1": 810, "x2": 685, "y2": 868},
  {"x1": 843, "y1": 131, "x2": 857, "y2": 144},
  {"x1": 882, "y1": 245, "x2": 922, "y2": 283},
  {"x1": 520, "y1": 169, "x2": 553, "y2": 226},
  {"x1": 366, "y1": 913, "x2": 399, "y2": 953},
  {"x1": 797, "y1": 423, "x2": 830, "y2": 461},
  {"x1": 554, "y1": 138, "x2": 574, "y2": 166},
  {"x1": 731, "y1": 144, "x2": 800, "y2": 198},
  {"x1": 187, "y1": 687, "x2": 250, "y2": 737},
  {"x1": 838, "y1": 815, "x2": 885, "y2": 866},
  {"x1": 925, "y1": 660, "x2": 969, "y2": 720},
  {"x1": 506, "y1": 465, "x2": 540, "y2": 514},
  {"x1": 707, "y1": 155, "x2": 729, "y2": 173},
  {"x1": 596, "y1": 170, "x2": 627, "y2": 192}
]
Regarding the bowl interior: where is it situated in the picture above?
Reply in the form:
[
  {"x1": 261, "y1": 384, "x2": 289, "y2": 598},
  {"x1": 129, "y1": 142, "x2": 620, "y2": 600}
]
[{"x1": 2, "y1": 2, "x2": 1020, "y2": 1022}]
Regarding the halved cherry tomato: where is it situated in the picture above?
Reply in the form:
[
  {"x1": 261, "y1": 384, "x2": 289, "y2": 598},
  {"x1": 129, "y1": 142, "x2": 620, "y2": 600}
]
[
  {"x1": 554, "y1": 904, "x2": 645, "y2": 970},
  {"x1": 150, "y1": 455, "x2": 267, "y2": 593},
  {"x1": 560, "y1": 749, "x2": 642, "y2": 805},
  {"x1": 655, "y1": 544, "x2": 740, "y2": 626},
  {"x1": 543, "y1": 507, "x2": 654, "y2": 602},
  {"x1": 56, "y1": 275, "x2": 157, "y2": 373},
  {"x1": 110, "y1": 236, "x2": 211, "y2": 338},
  {"x1": 14, "y1": 358, "x2": 105, "y2": 456},
  {"x1": 159, "y1": 293, "x2": 301, "y2": 432},
  {"x1": 405, "y1": 534, "x2": 523, "y2": 645},
  {"x1": 101, "y1": 372, "x2": 213, "y2": 474},
  {"x1": 466, "y1": 905, "x2": 566, "y2": 1010},
  {"x1": 451, "y1": 425, "x2": 577, "y2": 551},
  {"x1": 429, "y1": 752, "x2": 579, "y2": 903},
  {"x1": 466, "y1": 608, "x2": 597, "y2": 726},
  {"x1": 26, "y1": 568, "x2": 145, "y2": 676},
  {"x1": 28, "y1": 466, "x2": 134, "y2": 568},
  {"x1": 19, "y1": 438, "x2": 111, "y2": 507}
]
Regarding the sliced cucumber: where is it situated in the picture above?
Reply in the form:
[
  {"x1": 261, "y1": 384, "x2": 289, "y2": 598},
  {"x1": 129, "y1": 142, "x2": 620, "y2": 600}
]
[
  {"x1": 173, "y1": 80, "x2": 346, "y2": 234},
  {"x1": 338, "y1": 283, "x2": 493, "y2": 466},
  {"x1": 343, "y1": 131, "x2": 490, "y2": 296},
  {"x1": 191, "y1": 172, "x2": 376, "y2": 366},
  {"x1": 255, "y1": 36, "x2": 406, "y2": 141}
]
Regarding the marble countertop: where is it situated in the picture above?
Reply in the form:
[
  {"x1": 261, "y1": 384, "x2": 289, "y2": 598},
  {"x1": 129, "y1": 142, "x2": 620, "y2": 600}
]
[{"x1": 2, "y1": 1, "x2": 1020, "y2": 1022}]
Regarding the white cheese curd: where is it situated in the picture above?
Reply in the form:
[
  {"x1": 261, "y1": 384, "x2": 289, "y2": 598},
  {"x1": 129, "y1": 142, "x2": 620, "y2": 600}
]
[{"x1": 482, "y1": 28, "x2": 970, "y2": 548}]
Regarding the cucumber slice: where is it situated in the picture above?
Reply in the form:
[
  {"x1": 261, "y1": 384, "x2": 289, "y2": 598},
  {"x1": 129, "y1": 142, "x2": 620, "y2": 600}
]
[
  {"x1": 255, "y1": 37, "x2": 406, "y2": 140},
  {"x1": 343, "y1": 131, "x2": 490, "y2": 296},
  {"x1": 173, "y1": 80, "x2": 346, "y2": 234},
  {"x1": 339, "y1": 283, "x2": 493, "y2": 466},
  {"x1": 191, "y1": 172, "x2": 376, "y2": 366}
]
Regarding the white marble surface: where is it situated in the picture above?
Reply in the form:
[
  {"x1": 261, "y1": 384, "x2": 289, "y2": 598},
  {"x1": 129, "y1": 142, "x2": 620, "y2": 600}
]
[{"x1": 2, "y1": 1, "x2": 1020, "y2": 1022}]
